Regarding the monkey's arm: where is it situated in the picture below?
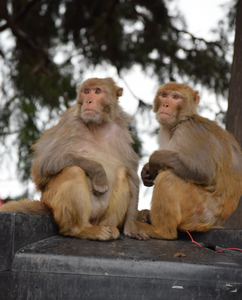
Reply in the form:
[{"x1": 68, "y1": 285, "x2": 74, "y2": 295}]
[
  {"x1": 32, "y1": 153, "x2": 108, "y2": 194},
  {"x1": 148, "y1": 119, "x2": 223, "y2": 185},
  {"x1": 148, "y1": 150, "x2": 215, "y2": 185},
  {"x1": 123, "y1": 170, "x2": 149, "y2": 240}
]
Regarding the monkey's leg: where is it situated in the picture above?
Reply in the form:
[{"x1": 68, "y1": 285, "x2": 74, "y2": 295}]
[
  {"x1": 42, "y1": 166, "x2": 120, "y2": 241},
  {"x1": 178, "y1": 186, "x2": 224, "y2": 232},
  {"x1": 99, "y1": 167, "x2": 130, "y2": 231},
  {"x1": 138, "y1": 170, "x2": 184, "y2": 239},
  {"x1": 139, "y1": 170, "x2": 223, "y2": 237}
]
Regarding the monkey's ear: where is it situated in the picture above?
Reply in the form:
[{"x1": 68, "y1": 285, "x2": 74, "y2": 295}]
[
  {"x1": 194, "y1": 91, "x2": 200, "y2": 105},
  {"x1": 116, "y1": 88, "x2": 123, "y2": 97}
]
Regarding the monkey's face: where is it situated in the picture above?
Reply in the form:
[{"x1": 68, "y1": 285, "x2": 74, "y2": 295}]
[
  {"x1": 155, "y1": 90, "x2": 184, "y2": 125},
  {"x1": 79, "y1": 85, "x2": 111, "y2": 124},
  {"x1": 74, "y1": 78, "x2": 123, "y2": 124}
]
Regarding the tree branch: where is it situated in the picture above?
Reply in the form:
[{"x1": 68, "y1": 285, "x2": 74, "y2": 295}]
[
  {"x1": 2, "y1": 7, "x2": 49, "y2": 58},
  {"x1": 88, "y1": 0, "x2": 118, "y2": 36},
  {"x1": 0, "y1": 0, "x2": 41, "y2": 32},
  {"x1": 0, "y1": 130, "x2": 20, "y2": 136},
  {"x1": 174, "y1": 28, "x2": 225, "y2": 51}
]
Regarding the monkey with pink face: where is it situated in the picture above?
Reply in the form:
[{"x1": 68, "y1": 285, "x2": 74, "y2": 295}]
[
  {"x1": 138, "y1": 82, "x2": 242, "y2": 239},
  {"x1": 0, "y1": 77, "x2": 148, "y2": 241}
]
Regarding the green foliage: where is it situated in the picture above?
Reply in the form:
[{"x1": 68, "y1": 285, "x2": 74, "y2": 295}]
[
  {"x1": 129, "y1": 123, "x2": 142, "y2": 158},
  {"x1": 227, "y1": 0, "x2": 240, "y2": 30},
  {"x1": 0, "y1": 0, "x2": 233, "y2": 182}
]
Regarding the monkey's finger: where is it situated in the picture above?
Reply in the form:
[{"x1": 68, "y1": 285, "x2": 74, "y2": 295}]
[
  {"x1": 141, "y1": 168, "x2": 150, "y2": 175},
  {"x1": 141, "y1": 168, "x2": 150, "y2": 177},
  {"x1": 142, "y1": 173, "x2": 152, "y2": 179},
  {"x1": 143, "y1": 179, "x2": 154, "y2": 187},
  {"x1": 92, "y1": 183, "x2": 109, "y2": 194},
  {"x1": 142, "y1": 173, "x2": 154, "y2": 183},
  {"x1": 149, "y1": 170, "x2": 158, "y2": 181}
]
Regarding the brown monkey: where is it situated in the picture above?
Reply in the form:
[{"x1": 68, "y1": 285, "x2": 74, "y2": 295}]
[
  {"x1": 0, "y1": 77, "x2": 148, "y2": 241},
  {"x1": 138, "y1": 82, "x2": 242, "y2": 239}
]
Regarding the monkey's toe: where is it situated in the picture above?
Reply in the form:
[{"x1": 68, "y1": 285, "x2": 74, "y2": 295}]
[
  {"x1": 124, "y1": 231, "x2": 150, "y2": 241},
  {"x1": 98, "y1": 225, "x2": 120, "y2": 240},
  {"x1": 132, "y1": 232, "x2": 150, "y2": 240}
]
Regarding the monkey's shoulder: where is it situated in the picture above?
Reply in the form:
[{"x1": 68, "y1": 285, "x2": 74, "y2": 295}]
[
  {"x1": 178, "y1": 114, "x2": 227, "y2": 137},
  {"x1": 170, "y1": 115, "x2": 234, "y2": 155},
  {"x1": 175, "y1": 115, "x2": 242, "y2": 160}
]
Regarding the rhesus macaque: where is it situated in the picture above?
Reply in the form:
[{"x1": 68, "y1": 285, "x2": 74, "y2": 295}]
[
  {"x1": 138, "y1": 82, "x2": 242, "y2": 239},
  {"x1": 0, "y1": 77, "x2": 148, "y2": 241}
]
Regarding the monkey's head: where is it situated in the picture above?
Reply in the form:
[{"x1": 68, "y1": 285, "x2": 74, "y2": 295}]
[
  {"x1": 74, "y1": 77, "x2": 123, "y2": 124},
  {"x1": 153, "y1": 82, "x2": 200, "y2": 127}
]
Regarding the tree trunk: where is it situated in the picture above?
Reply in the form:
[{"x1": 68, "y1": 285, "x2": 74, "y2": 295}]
[{"x1": 223, "y1": 0, "x2": 242, "y2": 228}]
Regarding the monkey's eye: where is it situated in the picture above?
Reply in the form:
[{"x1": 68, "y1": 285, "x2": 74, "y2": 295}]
[
  {"x1": 172, "y1": 93, "x2": 182, "y2": 100},
  {"x1": 84, "y1": 89, "x2": 89, "y2": 94},
  {"x1": 160, "y1": 92, "x2": 167, "y2": 98},
  {"x1": 95, "y1": 88, "x2": 101, "y2": 94}
]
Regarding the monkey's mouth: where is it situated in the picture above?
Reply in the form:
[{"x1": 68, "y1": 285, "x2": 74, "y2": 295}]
[
  {"x1": 83, "y1": 109, "x2": 97, "y2": 114},
  {"x1": 159, "y1": 112, "x2": 172, "y2": 118}
]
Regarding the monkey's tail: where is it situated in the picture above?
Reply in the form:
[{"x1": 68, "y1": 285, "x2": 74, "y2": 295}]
[{"x1": 0, "y1": 198, "x2": 51, "y2": 214}]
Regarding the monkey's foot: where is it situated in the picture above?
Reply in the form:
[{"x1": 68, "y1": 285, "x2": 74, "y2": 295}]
[
  {"x1": 123, "y1": 222, "x2": 150, "y2": 240},
  {"x1": 125, "y1": 231, "x2": 150, "y2": 241},
  {"x1": 137, "y1": 221, "x2": 177, "y2": 240},
  {"x1": 76, "y1": 225, "x2": 120, "y2": 241},
  {"x1": 137, "y1": 209, "x2": 151, "y2": 224}
]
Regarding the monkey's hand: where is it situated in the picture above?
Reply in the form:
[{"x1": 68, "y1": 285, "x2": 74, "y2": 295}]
[
  {"x1": 90, "y1": 169, "x2": 109, "y2": 195},
  {"x1": 149, "y1": 151, "x2": 166, "y2": 180},
  {"x1": 141, "y1": 163, "x2": 154, "y2": 187},
  {"x1": 123, "y1": 221, "x2": 150, "y2": 240}
]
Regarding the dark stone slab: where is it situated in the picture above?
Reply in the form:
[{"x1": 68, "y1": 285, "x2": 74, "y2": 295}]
[
  {"x1": 1, "y1": 212, "x2": 242, "y2": 299},
  {"x1": 178, "y1": 228, "x2": 242, "y2": 249},
  {"x1": 0, "y1": 212, "x2": 58, "y2": 270},
  {"x1": 1, "y1": 270, "x2": 242, "y2": 300}
]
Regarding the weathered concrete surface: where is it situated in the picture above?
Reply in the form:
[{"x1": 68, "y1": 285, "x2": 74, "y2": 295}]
[{"x1": 1, "y1": 212, "x2": 242, "y2": 300}]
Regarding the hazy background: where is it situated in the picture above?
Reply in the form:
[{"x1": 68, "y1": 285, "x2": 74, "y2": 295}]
[{"x1": 0, "y1": 0, "x2": 233, "y2": 210}]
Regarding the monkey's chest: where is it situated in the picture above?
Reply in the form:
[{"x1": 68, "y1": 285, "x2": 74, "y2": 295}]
[{"x1": 78, "y1": 141, "x2": 123, "y2": 169}]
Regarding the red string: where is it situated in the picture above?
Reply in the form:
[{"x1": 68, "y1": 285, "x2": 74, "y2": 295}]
[
  {"x1": 186, "y1": 231, "x2": 202, "y2": 247},
  {"x1": 186, "y1": 231, "x2": 242, "y2": 252},
  {"x1": 215, "y1": 248, "x2": 242, "y2": 253}
]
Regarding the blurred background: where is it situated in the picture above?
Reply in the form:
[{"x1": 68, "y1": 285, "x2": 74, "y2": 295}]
[{"x1": 0, "y1": 0, "x2": 241, "y2": 222}]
